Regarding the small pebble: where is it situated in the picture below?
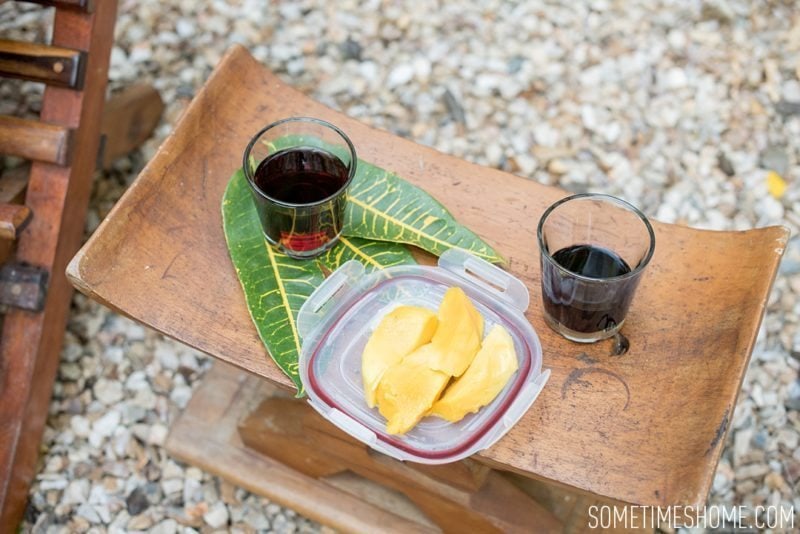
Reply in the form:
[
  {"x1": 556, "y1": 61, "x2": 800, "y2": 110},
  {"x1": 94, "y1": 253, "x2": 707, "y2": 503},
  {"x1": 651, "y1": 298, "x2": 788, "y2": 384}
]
[
  {"x1": 760, "y1": 145, "x2": 789, "y2": 176},
  {"x1": 94, "y1": 379, "x2": 124, "y2": 405},
  {"x1": 126, "y1": 487, "x2": 150, "y2": 516},
  {"x1": 148, "y1": 424, "x2": 168, "y2": 446},
  {"x1": 339, "y1": 38, "x2": 362, "y2": 61},
  {"x1": 203, "y1": 501, "x2": 229, "y2": 529},
  {"x1": 735, "y1": 464, "x2": 770, "y2": 481},
  {"x1": 151, "y1": 518, "x2": 178, "y2": 534},
  {"x1": 70, "y1": 416, "x2": 91, "y2": 438},
  {"x1": 386, "y1": 64, "x2": 414, "y2": 88},
  {"x1": 127, "y1": 513, "x2": 154, "y2": 530},
  {"x1": 92, "y1": 410, "x2": 121, "y2": 439},
  {"x1": 62, "y1": 480, "x2": 90, "y2": 505}
]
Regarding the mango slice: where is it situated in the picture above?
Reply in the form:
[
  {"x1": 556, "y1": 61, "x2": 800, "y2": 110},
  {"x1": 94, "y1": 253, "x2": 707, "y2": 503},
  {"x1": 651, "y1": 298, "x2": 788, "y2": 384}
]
[
  {"x1": 375, "y1": 344, "x2": 451, "y2": 435},
  {"x1": 429, "y1": 287, "x2": 483, "y2": 377},
  {"x1": 362, "y1": 305, "x2": 438, "y2": 408},
  {"x1": 429, "y1": 324, "x2": 518, "y2": 423},
  {"x1": 468, "y1": 303, "x2": 484, "y2": 339}
]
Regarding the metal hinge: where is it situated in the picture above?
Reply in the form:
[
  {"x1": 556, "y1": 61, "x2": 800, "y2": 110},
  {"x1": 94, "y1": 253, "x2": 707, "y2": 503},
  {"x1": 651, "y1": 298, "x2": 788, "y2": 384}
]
[{"x1": 0, "y1": 263, "x2": 49, "y2": 313}]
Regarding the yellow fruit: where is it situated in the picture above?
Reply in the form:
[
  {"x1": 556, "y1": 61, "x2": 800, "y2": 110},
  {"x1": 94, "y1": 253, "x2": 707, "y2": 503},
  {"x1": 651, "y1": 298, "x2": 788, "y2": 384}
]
[
  {"x1": 376, "y1": 344, "x2": 451, "y2": 435},
  {"x1": 467, "y1": 299, "x2": 484, "y2": 338},
  {"x1": 362, "y1": 306, "x2": 438, "y2": 408},
  {"x1": 429, "y1": 287, "x2": 483, "y2": 377},
  {"x1": 429, "y1": 325, "x2": 518, "y2": 423}
]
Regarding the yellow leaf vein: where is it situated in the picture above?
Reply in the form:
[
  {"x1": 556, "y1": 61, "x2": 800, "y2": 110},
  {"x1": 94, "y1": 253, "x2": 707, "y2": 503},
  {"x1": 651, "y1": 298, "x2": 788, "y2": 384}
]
[
  {"x1": 264, "y1": 241, "x2": 301, "y2": 357},
  {"x1": 339, "y1": 236, "x2": 383, "y2": 269},
  {"x1": 348, "y1": 196, "x2": 494, "y2": 260}
]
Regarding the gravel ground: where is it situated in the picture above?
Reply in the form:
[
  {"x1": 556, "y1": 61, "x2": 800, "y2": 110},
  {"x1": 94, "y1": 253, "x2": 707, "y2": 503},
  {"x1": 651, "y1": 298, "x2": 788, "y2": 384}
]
[{"x1": 2, "y1": 0, "x2": 800, "y2": 532}]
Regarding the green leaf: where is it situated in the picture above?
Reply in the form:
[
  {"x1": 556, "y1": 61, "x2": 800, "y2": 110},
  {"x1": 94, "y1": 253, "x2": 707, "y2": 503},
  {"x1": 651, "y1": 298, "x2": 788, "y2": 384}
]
[
  {"x1": 222, "y1": 171, "x2": 416, "y2": 393},
  {"x1": 344, "y1": 159, "x2": 504, "y2": 263},
  {"x1": 224, "y1": 137, "x2": 503, "y2": 391},
  {"x1": 253, "y1": 134, "x2": 503, "y2": 263},
  {"x1": 222, "y1": 170, "x2": 324, "y2": 392},
  {"x1": 321, "y1": 235, "x2": 415, "y2": 273}
]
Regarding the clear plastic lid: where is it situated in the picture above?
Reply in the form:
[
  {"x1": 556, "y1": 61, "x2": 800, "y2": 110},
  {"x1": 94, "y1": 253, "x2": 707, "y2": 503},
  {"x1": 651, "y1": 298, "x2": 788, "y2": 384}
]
[{"x1": 297, "y1": 248, "x2": 550, "y2": 464}]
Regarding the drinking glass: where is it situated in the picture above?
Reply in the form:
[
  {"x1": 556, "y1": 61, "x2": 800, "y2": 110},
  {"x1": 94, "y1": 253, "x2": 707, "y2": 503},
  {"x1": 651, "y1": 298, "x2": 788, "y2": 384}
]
[
  {"x1": 243, "y1": 117, "x2": 357, "y2": 259},
  {"x1": 537, "y1": 194, "x2": 655, "y2": 343}
]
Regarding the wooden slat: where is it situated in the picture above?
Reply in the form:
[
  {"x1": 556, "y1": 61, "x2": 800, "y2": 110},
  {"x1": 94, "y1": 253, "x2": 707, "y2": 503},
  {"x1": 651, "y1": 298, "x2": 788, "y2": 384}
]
[
  {"x1": 18, "y1": 0, "x2": 94, "y2": 12},
  {"x1": 0, "y1": 204, "x2": 31, "y2": 240},
  {"x1": 0, "y1": 116, "x2": 73, "y2": 165},
  {"x1": 0, "y1": 39, "x2": 86, "y2": 89}
]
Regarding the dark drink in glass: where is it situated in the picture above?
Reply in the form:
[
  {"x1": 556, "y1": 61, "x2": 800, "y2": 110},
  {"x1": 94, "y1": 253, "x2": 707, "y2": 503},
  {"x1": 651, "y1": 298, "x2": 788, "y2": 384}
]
[
  {"x1": 537, "y1": 194, "x2": 655, "y2": 343},
  {"x1": 243, "y1": 117, "x2": 356, "y2": 259},
  {"x1": 252, "y1": 147, "x2": 348, "y2": 253}
]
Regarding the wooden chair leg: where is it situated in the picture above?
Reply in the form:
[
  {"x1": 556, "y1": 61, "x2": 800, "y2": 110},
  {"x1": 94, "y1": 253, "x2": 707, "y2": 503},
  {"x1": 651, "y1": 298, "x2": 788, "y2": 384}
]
[
  {"x1": 166, "y1": 362, "x2": 437, "y2": 534},
  {"x1": 239, "y1": 397, "x2": 563, "y2": 533}
]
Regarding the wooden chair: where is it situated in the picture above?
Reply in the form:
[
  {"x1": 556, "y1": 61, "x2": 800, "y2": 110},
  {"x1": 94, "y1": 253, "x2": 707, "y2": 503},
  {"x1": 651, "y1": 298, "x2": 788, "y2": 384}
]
[
  {"x1": 0, "y1": 1, "x2": 163, "y2": 528},
  {"x1": 68, "y1": 45, "x2": 787, "y2": 532}
]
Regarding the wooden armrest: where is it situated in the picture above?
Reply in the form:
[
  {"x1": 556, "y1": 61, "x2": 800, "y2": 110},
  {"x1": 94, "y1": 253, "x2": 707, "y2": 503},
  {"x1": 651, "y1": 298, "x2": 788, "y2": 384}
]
[
  {"x1": 0, "y1": 203, "x2": 31, "y2": 240},
  {"x1": 0, "y1": 38, "x2": 86, "y2": 89},
  {"x1": 0, "y1": 116, "x2": 73, "y2": 166}
]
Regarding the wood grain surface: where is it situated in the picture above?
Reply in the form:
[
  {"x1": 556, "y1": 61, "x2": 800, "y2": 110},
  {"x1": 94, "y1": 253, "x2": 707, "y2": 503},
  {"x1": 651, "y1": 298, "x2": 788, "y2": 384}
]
[
  {"x1": 68, "y1": 45, "x2": 788, "y2": 509},
  {"x1": 0, "y1": 38, "x2": 85, "y2": 89},
  {"x1": 0, "y1": 115, "x2": 73, "y2": 166}
]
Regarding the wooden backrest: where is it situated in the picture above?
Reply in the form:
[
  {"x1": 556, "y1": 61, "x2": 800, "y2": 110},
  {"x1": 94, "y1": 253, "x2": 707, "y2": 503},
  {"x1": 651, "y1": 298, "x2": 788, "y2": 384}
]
[
  {"x1": 0, "y1": 0, "x2": 100, "y2": 239},
  {"x1": 0, "y1": 0, "x2": 118, "y2": 529},
  {"x1": 0, "y1": 2, "x2": 95, "y2": 239}
]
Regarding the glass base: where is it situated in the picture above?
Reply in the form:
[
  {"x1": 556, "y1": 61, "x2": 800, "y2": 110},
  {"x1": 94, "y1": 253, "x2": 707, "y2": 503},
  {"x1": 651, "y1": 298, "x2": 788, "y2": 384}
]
[
  {"x1": 543, "y1": 312, "x2": 625, "y2": 343},
  {"x1": 265, "y1": 232, "x2": 341, "y2": 260}
]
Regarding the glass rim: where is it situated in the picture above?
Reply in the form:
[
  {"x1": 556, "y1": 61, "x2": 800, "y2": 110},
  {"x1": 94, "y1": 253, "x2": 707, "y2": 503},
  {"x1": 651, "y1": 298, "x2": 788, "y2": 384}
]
[
  {"x1": 536, "y1": 193, "x2": 656, "y2": 283},
  {"x1": 242, "y1": 116, "x2": 358, "y2": 208}
]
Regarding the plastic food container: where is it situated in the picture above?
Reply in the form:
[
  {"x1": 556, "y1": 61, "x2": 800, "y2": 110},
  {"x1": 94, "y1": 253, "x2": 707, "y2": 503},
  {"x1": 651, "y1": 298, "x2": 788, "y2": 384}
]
[{"x1": 297, "y1": 248, "x2": 550, "y2": 464}]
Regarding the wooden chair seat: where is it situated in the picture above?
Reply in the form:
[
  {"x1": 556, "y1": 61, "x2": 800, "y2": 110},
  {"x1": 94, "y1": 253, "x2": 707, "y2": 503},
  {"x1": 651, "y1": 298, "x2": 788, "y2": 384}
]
[{"x1": 67, "y1": 45, "x2": 786, "y2": 525}]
